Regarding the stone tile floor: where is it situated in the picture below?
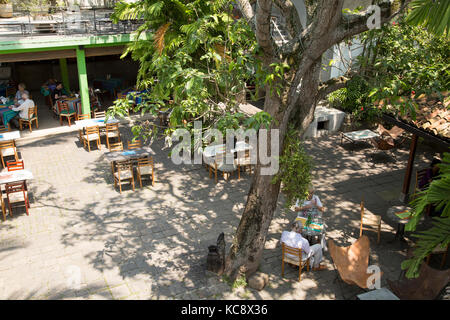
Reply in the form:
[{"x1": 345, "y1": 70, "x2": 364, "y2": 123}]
[{"x1": 0, "y1": 125, "x2": 443, "y2": 300}]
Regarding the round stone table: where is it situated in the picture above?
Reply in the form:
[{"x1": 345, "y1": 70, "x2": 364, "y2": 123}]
[{"x1": 387, "y1": 205, "x2": 412, "y2": 243}]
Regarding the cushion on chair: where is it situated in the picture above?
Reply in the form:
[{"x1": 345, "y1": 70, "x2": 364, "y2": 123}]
[
  {"x1": 114, "y1": 171, "x2": 133, "y2": 180},
  {"x1": 138, "y1": 166, "x2": 153, "y2": 175},
  {"x1": 107, "y1": 131, "x2": 119, "y2": 138},
  {"x1": 83, "y1": 134, "x2": 100, "y2": 141},
  {"x1": 1, "y1": 148, "x2": 16, "y2": 157},
  {"x1": 235, "y1": 157, "x2": 252, "y2": 166}
]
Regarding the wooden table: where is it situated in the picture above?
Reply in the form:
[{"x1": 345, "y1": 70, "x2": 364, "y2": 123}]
[
  {"x1": 75, "y1": 117, "x2": 119, "y2": 129},
  {"x1": 0, "y1": 131, "x2": 20, "y2": 142},
  {"x1": 104, "y1": 147, "x2": 155, "y2": 163},
  {"x1": 0, "y1": 169, "x2": 33, "y2": 186},
  {"x1": 202, "y1": 141, "x2": 252, "y2": 158}
]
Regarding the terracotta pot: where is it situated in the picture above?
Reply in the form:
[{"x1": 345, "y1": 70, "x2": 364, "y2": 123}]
[{"x1": 0, "y1": 3, "x2": 13, "y2": 18}]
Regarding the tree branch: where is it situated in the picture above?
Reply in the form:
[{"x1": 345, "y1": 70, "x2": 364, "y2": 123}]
[
  {"x1": 236, "y1": 0, "x2": 255, "y2": 30},
  {"x1": 316, "y1": 75, "x2": 350, "y2": 102},
  {"x1": 333, "y1": 0, "x2": 411, "y2": 43}
]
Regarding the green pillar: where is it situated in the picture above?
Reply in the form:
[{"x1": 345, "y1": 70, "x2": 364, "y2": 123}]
[
  {"x1": 76, "y1": 46, "x2": 90, "y2": 115},
  {"x1": 59, "y1": 58, "x2": 70, "y2": 92}
]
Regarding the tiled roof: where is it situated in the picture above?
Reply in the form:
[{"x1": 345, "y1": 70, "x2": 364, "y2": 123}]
[{"x1": 375, "y1": 91, "x2": 450, "y2": 141}]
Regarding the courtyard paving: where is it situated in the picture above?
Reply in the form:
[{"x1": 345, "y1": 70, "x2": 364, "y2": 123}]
[{"x1": 0, "y1": 124, "x2": 442, "y2": 300}]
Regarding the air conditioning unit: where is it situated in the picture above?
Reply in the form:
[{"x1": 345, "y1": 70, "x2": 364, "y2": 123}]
[{"x1": 0, "y1": 67, "x2": 12, "y2": 80}]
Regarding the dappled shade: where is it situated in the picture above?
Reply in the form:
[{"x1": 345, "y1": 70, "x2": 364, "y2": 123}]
[
  {"x1": 387, "y1": 263, "x2": 450, "y2": 300},
  {"x1": 328, "y1": 235, "x2": 381, "y2": 289}
]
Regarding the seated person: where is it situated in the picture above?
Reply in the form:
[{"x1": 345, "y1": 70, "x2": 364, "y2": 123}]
[
  {"x1": 9, "y1": 93, "x2": 35, "y2": 128},
  {"x1": 14, "y1": 83, "x2": 29, "y2": 106},
  {"x1": 280, "y1": 222, "x2": 326, "y2": 271},
  {"x1": 51, "y1": 82, "x2": 68, "y2": 102},
  {"x1": 294, "y1": 186, "x2": 324, "y2": 218}
]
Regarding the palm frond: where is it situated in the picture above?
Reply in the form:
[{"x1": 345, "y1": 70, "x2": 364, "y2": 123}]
[
  {"x1": 406, "y1": 0, "x2": 450, "y2": 37},
  {"x1": 154, "y1": 22, "x2": 172, "y2": 55}
]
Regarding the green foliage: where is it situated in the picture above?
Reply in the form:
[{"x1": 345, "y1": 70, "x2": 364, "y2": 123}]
[
  {"x1": 406, "y1": 153, "x2": 450, "y2": 232},
  {"x1": 406, "y1": 0, "x2": 450, "y2": 38},
  {"x1": 109, "y1": 0, "x2": 271, "y2": 142},
  {"x1": 328, "y1": 75, "x2": 380, "y2": 123},
  {"x1": 361, "y1": 17, "x2": 449, "y2": 108},
  {"x1": 401, "y1": 153, "x2": 450, "y2": 278},
  {"x1": 329, "y1": 17, "x2": 450, "y2": 125},
  {"x1": 401, "y1": 216, "x2": 450, "y2": 278},
  {"x1": 272, "y1": 128, "x2": 314, "y2": 208}
]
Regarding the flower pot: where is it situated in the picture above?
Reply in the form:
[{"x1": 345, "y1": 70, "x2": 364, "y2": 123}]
[{"x1": 0, "y1": 3, "x2": 13, "y2": 18}]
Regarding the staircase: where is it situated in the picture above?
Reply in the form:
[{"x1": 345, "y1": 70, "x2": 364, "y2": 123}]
[{"x1": 270, "y1": 15, "x2": 290, "y2": 46}]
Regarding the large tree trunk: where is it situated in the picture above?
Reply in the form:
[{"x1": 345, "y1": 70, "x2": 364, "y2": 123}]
[{"x1": 224, "y1": 0, "x2": 408, "y2": 281}]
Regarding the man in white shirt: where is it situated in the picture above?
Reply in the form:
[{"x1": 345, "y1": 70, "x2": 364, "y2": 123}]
[
  {"x1": 10, "y1": 92, "x2": 35, "y2": 128},
  {"x1": 280, "y1": 222, "x2": 326, "y2": 270},
  {"x1": 294, "y1": 185, "x2": 324, "y2": 217}
]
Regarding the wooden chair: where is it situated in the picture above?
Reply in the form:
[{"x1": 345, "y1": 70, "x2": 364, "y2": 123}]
[
  {"x1": 387, "y1": 263, "x2": 450, "y2": 300},
  {"x1": 0, "y1": 125, "x2": 10, "y2": 133},
  {"x1": 93, "y1": 111, "x2": 106, "y2": 118},
  {"x1": 281, "y1": 242, "x2": 310, "y2": 282},
  {"x1": 235, "y1": 149, "x2": 253, "y2": 180},
  {"x1": 207, "y1": 151, "x2": 237, "y2": 183},
  {"x1": 328, "y1": 236, "x2": 381, "y2": 290},
  {"x1": 19, "y1": 106, "x2": 38, "y2": 132},
  {"x1": 6, "y1": 160, "x2": 24, "y2": 171},
  {"x1": 109, "y1": 141, "x2": 124, "y2": 152},
  {"x1": 136, "y1": 156, "x2": 155, "y2": 188},
  {"x1": 113, "y1": 160, "x2": 135, "y2": 194},
  {"x1": 77, "y1": 114, "x2": 91, "y2": 142},
  {"x1": 105, "y1": 123, "x2": 121, "y2": 150},
  {"x1": 59, "y1": 102, "x2": 77, "y2": 126},
  {"x1": 0, "y1": 141, "x2": 19, "y2": 168},
  {"x1": 359, "y1": 198, "x2": 381, "y2": 244},
  {"x1": 5, "y1": 181, "x2": 29, "y2": 217},
  {"x1": 5, "y1": 86, "x2": 16, "y2": 98},
  {"x1": 81, "y1": 126, "x2": 101, "y2": 152},
  {"x1": 0, "y1": 192, "x2": 8, "y2": 222},
  {"x1": 127, "y1": 139, "x2": 142, "y2": 150},
  {"x1": 426, "y1": 244, "x2": 449, "y2": 269}
]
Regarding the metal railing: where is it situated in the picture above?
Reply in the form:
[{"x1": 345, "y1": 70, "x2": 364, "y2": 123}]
[{"x1": 0, "y1": 7, "x2": 145, "y2": 38}]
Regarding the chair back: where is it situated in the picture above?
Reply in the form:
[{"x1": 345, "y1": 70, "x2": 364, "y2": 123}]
[
  {"x1": 85, "y1": 125, "x2": 100, "y2": 136},
  {"x1": 0, "y1": 141, "x2": 15, "y2": 150},
  {"x1": 78, "y1": 114, "x2": 90, "y2": 120},
  {"x1": 6, "y1": 160, "x2": 24, "y2": 171},
  {"x1": 115, "y1": 160, "x2": 132, "y2": 176},
  {"x1": 6, "y1": 87, "x2": 16, "y2": 98},
  {"x1": 0, "y1": 125, "x2": 9, "y2": 133},
  {"x1": 109, "y1": 141, "x2": 123, "y2": 152},
  {"x1": 137, "y1": 156, "x2": 153, "y2": 168},
  {"x1": 28, "y1": 106, "x2": 37, "y2": 119},
  {"x1": 58, "y1": 101, "x2": 70, "y2": 113},
  {"x1": 281, "y1": 242, "x2": 302, "y2": 264},
  {"x1": 360, "y1": 198, "x2": 365, "y2": 220},
  {"x1": 94, "y1": 111, "x2": 106, "y2": 118},
  {"x1": 415, "y1": 169, "x2": 429, "y2": 191},
  {"x1": 5, "y1": 181, "x2": 26, "y2": 194},
  {"x1": 106, "y1": 122, "x2": 119, "y2": 132},
  {"x1": 128, "y1": 140, "x2": 142, "y2": 150},
  {"x1": 215, "y1": 151, "x2": 234, "y2": 165}
]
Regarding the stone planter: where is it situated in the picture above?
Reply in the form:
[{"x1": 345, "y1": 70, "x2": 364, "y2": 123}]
[{"x1": 0, "y1": 3, "x2": 13, "y2": 18}]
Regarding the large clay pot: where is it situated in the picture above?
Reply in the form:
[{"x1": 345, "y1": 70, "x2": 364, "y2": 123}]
[{"x1": 0, "y1": 3, "x2": 13, "y2": 18}]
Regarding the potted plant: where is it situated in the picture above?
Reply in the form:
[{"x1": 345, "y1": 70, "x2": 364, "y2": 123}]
[{"x1": 0, "y1": 0, "x2": 13, "y2": 18}]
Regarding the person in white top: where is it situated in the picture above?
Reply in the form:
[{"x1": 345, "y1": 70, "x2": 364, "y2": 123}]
[
  {"x1": 280, "y1": 222, "x2": 325, "y2": 270},
  {"x1": 10, "y1": 92, "x2": 35, "y2": 128},
  {"x1": 14, "y1": 83, "x2": 29, "y2": 106},
  {"x1": 294, "y1": 185, "x2": 324, "y2": 218}
]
